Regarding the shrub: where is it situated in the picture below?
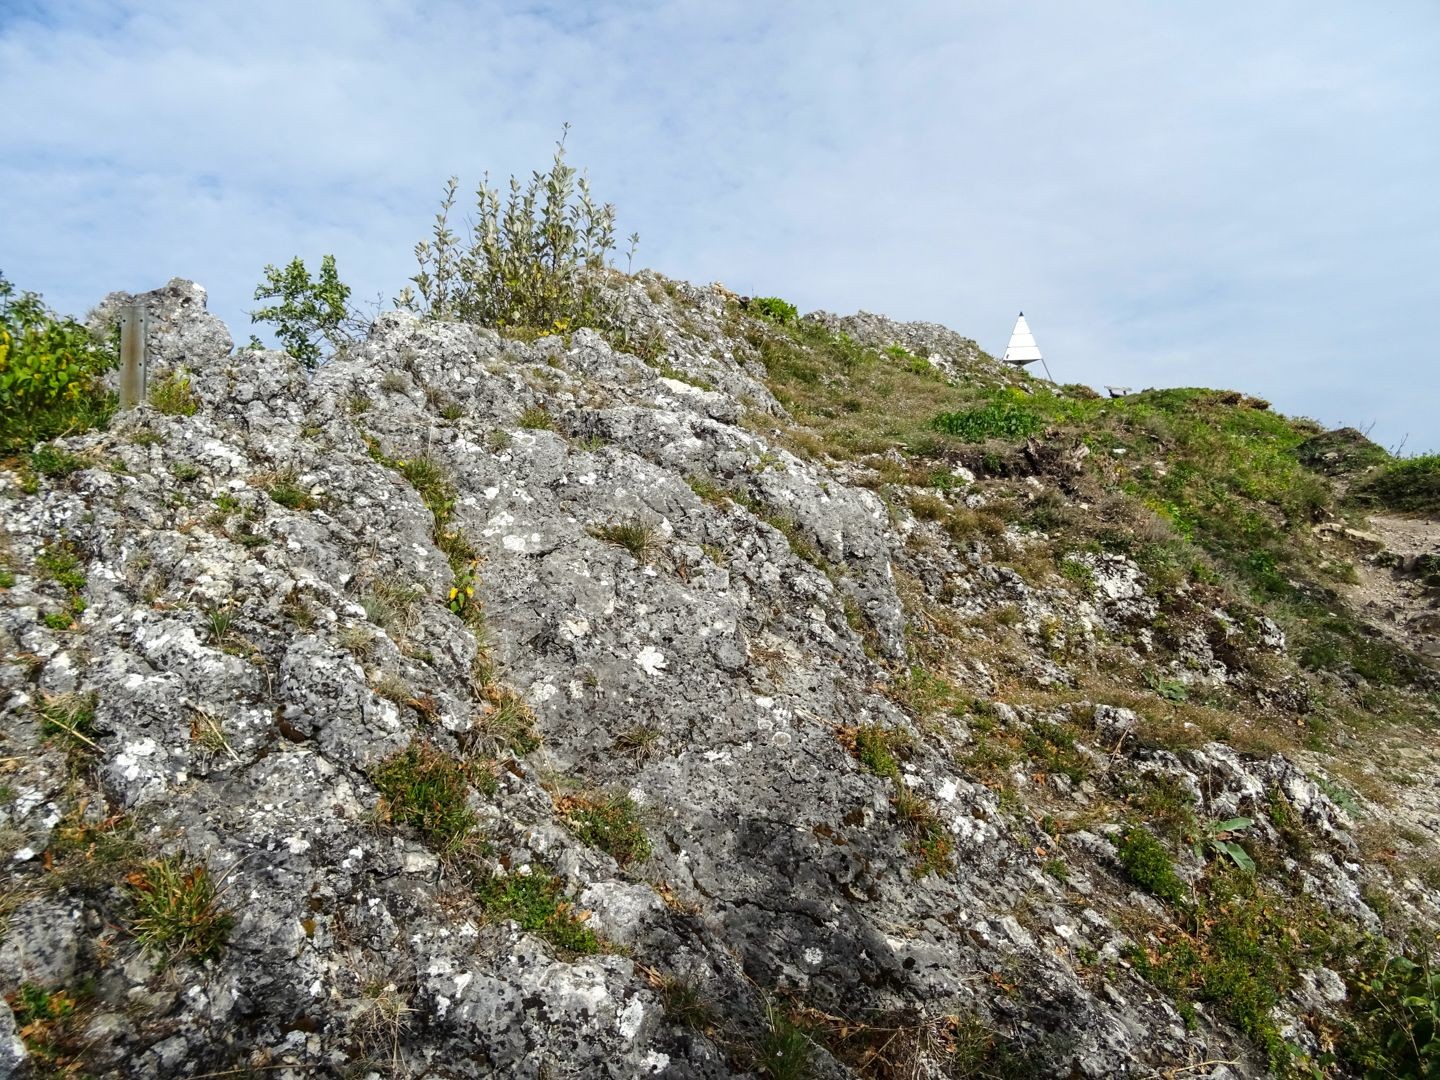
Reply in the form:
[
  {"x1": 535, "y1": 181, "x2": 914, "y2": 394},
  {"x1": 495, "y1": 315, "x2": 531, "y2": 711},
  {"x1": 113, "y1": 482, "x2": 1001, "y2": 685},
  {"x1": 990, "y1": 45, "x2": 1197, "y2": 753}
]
[
  {"x1": 0, "y1": 272, "x2": 117, "y2": 452},
  {"x1": 749, "y1": 297, "x2": 799, "y2": 326},
  {"x1": 251, "y1": 254, "x2": 353, "y2": 369},
  {"x1": 399, "y1": 127, "x2": 625, "y2": 335},
  {"x1": 1344, "y1": 952, "x2": 1440, "y2": 1078}
]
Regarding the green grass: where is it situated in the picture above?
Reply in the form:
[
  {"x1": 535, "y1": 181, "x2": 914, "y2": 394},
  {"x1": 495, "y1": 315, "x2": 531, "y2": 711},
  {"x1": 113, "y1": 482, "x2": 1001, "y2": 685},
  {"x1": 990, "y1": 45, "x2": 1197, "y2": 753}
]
[
  {"x1": 127, "y1": 854, "x2": 235, "y2": 963},
  {"x1": 757, "y1": 1000, "x2": 813, "y2": 1079},
  {"x1": 589, "y1": 520, "x2": 656, "y2": 560},
  {"x1": 1352, "y1": 453, "x2": 1440, "y2": 515},
  {"x1": 852, "y1": 724, "x2": 902, "y2": 779},
  {"x1": 475, "y1": 867, "x2": 599, "y2": 954},
  {"x1": 371, "y1": 742, "x2": 478, "y2": 853},
  {"x1": 518, "y1": 405, "x2": 554, "y2": 430},
  {"x1": 148, "y1": 371, "x2": 199, "y2": 416},
  {"x1": 36, "y1": 542, "x2": 86, "y2": 592},
  {"x1": 557, "y1": 790, "x2": 651, "y2": 867},
  {"x1": 29, "y1": 445, "x2": 85, "y2": 478},
  {"x1": 268, "y1": 480, "x2": 316, "y2": 511}
]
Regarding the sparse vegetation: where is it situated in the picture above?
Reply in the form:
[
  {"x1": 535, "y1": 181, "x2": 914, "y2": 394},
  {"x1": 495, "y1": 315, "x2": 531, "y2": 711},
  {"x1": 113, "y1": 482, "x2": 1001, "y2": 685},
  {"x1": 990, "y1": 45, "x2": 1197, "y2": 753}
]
[
  {"x1": 371, "y1": 741, "x2": 477, "y2": 853},
  {"x1": 148, "y1": 369, "x2": 199, "y2": 415},
  {"x1": 557, "y1": 790, "x2": 651, "y2": 867},
  {"x1": 127, "y1": 854, "x2": 235, "y2": 963}
]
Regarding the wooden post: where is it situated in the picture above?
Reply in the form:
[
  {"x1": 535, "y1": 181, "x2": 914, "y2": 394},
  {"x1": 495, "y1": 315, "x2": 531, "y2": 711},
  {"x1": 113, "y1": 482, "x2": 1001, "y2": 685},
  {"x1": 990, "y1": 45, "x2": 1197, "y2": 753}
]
[{"x1": 118, "y1": 301, "x2": 147, "y2": 409}]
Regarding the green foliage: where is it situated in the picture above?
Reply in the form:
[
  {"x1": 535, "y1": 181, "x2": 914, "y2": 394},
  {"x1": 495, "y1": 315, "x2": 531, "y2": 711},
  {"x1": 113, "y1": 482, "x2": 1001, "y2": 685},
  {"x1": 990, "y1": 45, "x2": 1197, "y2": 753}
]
[
  {"x1": 853, "y1": 724, "x2": 901, "y2": 779},
  {"x1": 1353, "y1": 453, "x2": 1440, "y2": 515},
  {"x1": 251, "y1": 254, "x2": 352, "y2": 369},
  {"x1": 30, "y1": 445, "x2": 84, "y2": 478},
  {"x1": 1117, "y1": 826, "x2": 1187, "y2": 905},
  {"x1": 148, "y1": 370, "x2": 199, "y2": 415},
  {"x1": 475, "y1": 867, "x2": 599, "y2": 954},
  {"x1": 749, "y1": 296, "x2": 799, "y2": 326},
  {"x1": 7, "y1": 982, "x2": 84, "y2": 1071},
  {"x1": 127, "y1": 855, "x2": 235, "y2": 963},
  {"x1": 401, "y1": 128, "x2": 624, "y2": 336},
  {"x1": 1190, "y1": 817, "x2": 1256, "y2": 873},
  {"x1": 758, "y1": 1000, "x2": 813, "y2": 1079},
  {"x1": 0, "y1": 272, "x2": 117, "y2": 452},
  {"x1": 372, "y1": 741, "x2": 478, "y2": 853},
  {"x1": 1343, "y1": 952, "x2": 1440, "y2": 1078},
  {"x1": 267, "y1": 479, "x2": 316, "y2": 511},
  {"x1": 558, "y1": 790, "x2": 652, "y2": 867},
  {"x1": 932, "y1": 393, "x2": 1045, "y2": 442}
]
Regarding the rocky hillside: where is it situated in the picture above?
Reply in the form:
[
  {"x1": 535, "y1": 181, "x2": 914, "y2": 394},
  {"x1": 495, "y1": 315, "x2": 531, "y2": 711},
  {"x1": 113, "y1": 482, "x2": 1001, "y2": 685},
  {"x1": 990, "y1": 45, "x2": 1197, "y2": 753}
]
[{"x1": 1, "y1": 274, "x2": 1438, "y2": 1079}]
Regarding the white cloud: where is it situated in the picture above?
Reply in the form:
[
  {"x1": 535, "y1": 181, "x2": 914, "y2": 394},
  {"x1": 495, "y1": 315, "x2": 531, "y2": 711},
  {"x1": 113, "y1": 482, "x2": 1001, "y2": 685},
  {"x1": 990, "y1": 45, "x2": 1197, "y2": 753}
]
[{"x1": 2, "y1": 0, "x2": 1437, "y2": 449}]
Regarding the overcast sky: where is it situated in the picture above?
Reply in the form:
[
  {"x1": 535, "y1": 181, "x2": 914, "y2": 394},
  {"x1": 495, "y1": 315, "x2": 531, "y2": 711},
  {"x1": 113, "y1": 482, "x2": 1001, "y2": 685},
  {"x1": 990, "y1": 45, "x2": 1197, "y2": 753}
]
[{"x1": 4, "y1": 1, "x2": 1437, "y2": 452}]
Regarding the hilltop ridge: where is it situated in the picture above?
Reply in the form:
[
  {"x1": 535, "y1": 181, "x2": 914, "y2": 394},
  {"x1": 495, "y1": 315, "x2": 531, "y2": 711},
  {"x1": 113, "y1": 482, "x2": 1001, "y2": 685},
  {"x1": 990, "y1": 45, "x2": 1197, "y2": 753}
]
[{"x1": 0, "y1": 270, "x2": 1438, "y2": 1079}]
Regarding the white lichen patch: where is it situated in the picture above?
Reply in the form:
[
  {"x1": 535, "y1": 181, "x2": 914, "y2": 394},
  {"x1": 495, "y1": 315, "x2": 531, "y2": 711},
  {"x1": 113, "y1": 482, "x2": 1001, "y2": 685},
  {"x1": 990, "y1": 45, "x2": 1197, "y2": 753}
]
[{"x1": 634, "y1": 646, "x2": 667, "y2": 675}]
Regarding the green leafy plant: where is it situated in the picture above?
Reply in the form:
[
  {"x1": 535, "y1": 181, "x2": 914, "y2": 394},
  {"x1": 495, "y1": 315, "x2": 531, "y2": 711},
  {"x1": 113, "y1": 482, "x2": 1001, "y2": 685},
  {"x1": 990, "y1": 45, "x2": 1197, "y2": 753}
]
[
  {"x1": 1117, "y1": 826, "x2": 1187, "y2": 905},
  {"x1": 0, "y1": 272, "x2": 117, "y2": 452},
  {"x1": 400, "y1": 127, "x2": 625, "y2": 336},
  {"x1": 127, "y1": 854, "x2": 235, "y2": 963},
  {"x1": 251, "y1": 254, "x2": 353, "y2": 369},
  {"x1": 1190, "y1": 817, "x2": 1255, "y2": 872},
  {"x1": 749, "y1": 296, "x2": 800, "y2": 326},
  {"x1": 1345, "y1": 952, "x2": 1440, "y2": 1078}
]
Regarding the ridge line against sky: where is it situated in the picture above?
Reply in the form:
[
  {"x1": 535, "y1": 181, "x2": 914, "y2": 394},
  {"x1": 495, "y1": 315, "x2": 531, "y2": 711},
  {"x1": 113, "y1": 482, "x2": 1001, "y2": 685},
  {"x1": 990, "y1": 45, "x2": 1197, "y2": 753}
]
[{"x1": 3, "y1": 0, "x2": 1437, "y2": 451}]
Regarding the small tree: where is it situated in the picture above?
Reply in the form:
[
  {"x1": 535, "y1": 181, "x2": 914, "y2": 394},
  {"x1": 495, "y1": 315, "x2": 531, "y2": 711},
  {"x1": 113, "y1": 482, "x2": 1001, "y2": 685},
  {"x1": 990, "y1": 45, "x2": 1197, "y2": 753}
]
[
  {"x1": 398, "y1": 127, "x2": 627, "y2": 334},
  {"x1": 251, "y1": 255, "x2": 351, "y2": 369}
]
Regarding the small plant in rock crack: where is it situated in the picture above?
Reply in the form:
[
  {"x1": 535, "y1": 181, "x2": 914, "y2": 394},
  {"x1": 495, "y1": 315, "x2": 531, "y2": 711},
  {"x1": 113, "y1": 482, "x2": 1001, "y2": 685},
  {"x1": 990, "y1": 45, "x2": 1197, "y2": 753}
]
[
  {"x1": 1190, "y1": 817, "x2": 1256, "y2": 873},
  {"x1": 447, "y1": 560, "x2": 480, "y2": 621},
  {"x1": 205, "y1": 604, "x2": 235, "y2": 647},
  {"x1": 126, "y1": 855, "x2": 236, "y2": 964},
  {"x1": 589, "y1": 520, "x2": 656, "y2": 561},
  {"x1": 557, "y1": 790, "x2": 652, "y2": 867}
]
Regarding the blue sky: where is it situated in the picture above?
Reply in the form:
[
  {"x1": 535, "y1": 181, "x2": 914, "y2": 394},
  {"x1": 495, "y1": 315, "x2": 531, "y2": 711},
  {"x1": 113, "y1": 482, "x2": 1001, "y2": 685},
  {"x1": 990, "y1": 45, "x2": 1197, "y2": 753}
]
[{"x1": 3, "y1": 1, "x2": 1438, "y2": 451}]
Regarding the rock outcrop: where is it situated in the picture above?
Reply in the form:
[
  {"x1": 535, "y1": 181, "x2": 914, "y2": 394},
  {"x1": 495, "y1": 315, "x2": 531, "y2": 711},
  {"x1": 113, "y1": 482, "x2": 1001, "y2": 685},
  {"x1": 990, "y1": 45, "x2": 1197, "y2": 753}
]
[{"x1": 1, "y1": 275, "x2": 1437, "y2": 1078}]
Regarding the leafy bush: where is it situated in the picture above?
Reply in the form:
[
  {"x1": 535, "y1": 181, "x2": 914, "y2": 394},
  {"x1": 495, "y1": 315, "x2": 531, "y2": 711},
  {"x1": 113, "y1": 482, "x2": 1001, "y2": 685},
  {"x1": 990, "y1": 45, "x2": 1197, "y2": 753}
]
[
  {"x1": 0, "y1": 272, "x2": 116, "y2": 452},
  {"x1": 932, "y1": 395, "x2": 1044, "y2": 442},
  {"x1": 749, "y1": 296, "x2": 799, "y2": 325},
  {"x1": 1344, "y1": 952, "x2": 1440, "y2": 1078},
  {"x1": 251, "y1": 254, "x2": 352, "y2": 369},
  {"x1": 400, "y1": 128, "x2": 624, "y2": 335}
]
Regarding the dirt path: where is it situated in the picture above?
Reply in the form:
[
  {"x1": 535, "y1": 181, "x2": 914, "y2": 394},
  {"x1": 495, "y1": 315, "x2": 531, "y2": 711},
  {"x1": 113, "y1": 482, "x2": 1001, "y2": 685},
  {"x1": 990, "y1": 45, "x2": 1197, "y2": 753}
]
[{"x1": 1338, "y1": 513, "x2": 1440, "y2": 661}]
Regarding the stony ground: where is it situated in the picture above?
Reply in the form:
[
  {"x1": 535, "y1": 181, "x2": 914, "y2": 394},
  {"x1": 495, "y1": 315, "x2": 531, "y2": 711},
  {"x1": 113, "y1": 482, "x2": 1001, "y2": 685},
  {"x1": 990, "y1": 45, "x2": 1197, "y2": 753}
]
[{"x1": 0, "y1": 277, "x2": 1436, "y2": 1078}]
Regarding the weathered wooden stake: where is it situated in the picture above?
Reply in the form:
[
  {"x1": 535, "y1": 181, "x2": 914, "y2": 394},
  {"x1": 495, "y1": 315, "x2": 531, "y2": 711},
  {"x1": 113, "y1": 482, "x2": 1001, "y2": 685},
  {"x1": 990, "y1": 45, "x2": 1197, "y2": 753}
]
[{"x1": 118, "y1": 301, "x2": 147, "y2": 409}]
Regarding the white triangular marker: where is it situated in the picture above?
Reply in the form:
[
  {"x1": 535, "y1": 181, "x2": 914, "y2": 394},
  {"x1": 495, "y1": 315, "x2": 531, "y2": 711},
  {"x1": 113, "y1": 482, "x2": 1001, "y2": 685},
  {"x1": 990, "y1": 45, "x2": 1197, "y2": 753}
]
[{"x1": 1001, "y1": 312, "x2": 1043, "y2": 367}]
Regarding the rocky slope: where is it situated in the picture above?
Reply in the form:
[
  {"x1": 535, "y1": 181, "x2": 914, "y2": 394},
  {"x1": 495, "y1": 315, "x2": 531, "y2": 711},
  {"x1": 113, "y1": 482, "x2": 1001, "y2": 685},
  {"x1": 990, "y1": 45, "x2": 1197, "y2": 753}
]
[{"x1": 1, "y1": 276, "x2": 1437, "y2": 1078}]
